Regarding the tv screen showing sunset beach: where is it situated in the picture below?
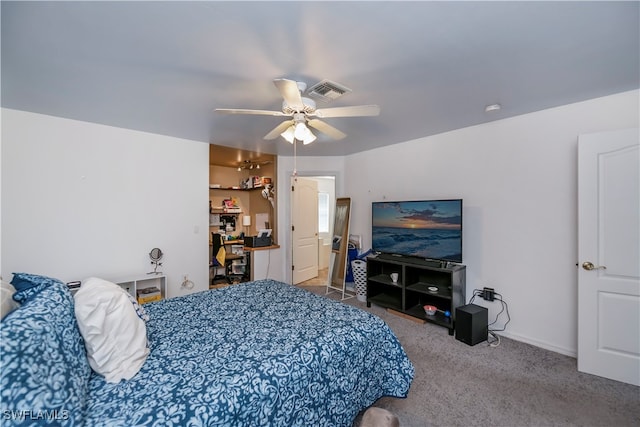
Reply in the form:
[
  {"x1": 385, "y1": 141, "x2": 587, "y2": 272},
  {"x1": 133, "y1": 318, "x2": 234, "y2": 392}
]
[{"x1": 372, "y1": 199, "x2": 462, "y2": 262}]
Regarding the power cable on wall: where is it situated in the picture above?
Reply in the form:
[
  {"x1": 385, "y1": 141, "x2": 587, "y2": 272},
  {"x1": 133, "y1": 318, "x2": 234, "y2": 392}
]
[
  {"x1": 265, "y1": 247, "x2": 271, "y2": 279},
  {"x1": 468, "y1": 289, "x2": 511, "y2": 348}
]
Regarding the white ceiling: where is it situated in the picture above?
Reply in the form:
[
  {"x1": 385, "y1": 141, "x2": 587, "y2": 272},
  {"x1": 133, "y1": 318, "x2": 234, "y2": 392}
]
[{"x1": 2, "y1": 1, "x2": 638, "y2": 157}]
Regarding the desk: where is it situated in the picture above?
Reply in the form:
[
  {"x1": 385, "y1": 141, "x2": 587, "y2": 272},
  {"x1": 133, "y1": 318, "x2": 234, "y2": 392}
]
[
  {"x1": 244, "y1": 245, "x2": 280, "y2": 281},
  {"x1": 210, "y1": 241, "x2": 281, "y2": 287}
]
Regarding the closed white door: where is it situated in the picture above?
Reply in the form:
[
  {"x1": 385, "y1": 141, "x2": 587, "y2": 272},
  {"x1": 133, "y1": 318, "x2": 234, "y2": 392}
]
[
  {"x1": 578, "y1": 128, "x2": 640, "y2": 386},
  {"x1": 291, "y1": 177, "x2": 319, "y2": 284}
]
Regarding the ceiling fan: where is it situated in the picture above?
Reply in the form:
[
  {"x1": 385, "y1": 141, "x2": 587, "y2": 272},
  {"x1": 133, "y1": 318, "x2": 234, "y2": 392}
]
[{"x1": 215, "y1": 79, "x2": 380, "y2": 145}]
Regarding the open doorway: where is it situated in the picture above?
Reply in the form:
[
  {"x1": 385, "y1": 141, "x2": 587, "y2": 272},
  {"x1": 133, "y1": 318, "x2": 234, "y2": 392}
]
[
  {"x1": 209, "y1": 144, "x2": 277, "y2": 287},
  {"x1": 291, "y1": 175, "x2": 336, "y2": 286}
]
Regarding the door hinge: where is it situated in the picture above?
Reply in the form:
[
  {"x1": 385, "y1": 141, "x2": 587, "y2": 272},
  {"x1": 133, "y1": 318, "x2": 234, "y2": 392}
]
[
  {"x1": 292, "y1": 265, "x2": 295, "y2": 270},
  {"x1": 291, "y1": 185, "x2": 295, "y2": 191},
  {"x1": 292, "y1": 225, "x2": 295, "y2": 231}
]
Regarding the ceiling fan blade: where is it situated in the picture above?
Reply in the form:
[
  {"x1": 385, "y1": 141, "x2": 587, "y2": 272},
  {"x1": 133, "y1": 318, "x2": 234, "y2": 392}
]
[
  {"x1": 264, "y1": 120, "x2": 294, "y2": 140},
  {"x1": 313, "y1": 104, "x2": 380, "y2": 118},
  {"x1": 215, "y1": 108, "x2": 287, "y2": 116},
  {"x1": 273, "y1": 79, "x2": 305, "y2": 110},
  {"x1": 307, "y1": 119, "x2": 347, "y2": 140}
]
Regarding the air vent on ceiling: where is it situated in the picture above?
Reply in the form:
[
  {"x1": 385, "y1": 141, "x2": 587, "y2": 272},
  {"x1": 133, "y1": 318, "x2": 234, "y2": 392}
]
[{"x1": 307, "y1": 80, "x2": 352, "y2": 102}]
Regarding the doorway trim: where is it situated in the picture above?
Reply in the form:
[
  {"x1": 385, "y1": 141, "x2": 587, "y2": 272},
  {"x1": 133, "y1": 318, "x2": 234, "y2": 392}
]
[{"x1": 285, "y1": 170, "x2": 340, "y2": 285}]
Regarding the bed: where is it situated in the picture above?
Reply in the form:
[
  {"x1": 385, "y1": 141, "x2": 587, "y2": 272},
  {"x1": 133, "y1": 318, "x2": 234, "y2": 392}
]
[{"x1": 1, "y1": 275, "x2": 413, "y2": 426}]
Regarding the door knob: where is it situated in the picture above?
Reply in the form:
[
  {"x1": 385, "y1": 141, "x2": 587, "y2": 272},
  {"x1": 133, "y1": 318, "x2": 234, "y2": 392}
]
[{"x1": 582, "y1": 261, "x2": 606, "y2": 271}]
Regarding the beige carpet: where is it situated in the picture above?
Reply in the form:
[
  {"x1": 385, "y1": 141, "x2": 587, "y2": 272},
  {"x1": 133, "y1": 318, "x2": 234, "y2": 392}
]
[{"x1": 300, "y1": 285, "x2": 640, "y2": 427}]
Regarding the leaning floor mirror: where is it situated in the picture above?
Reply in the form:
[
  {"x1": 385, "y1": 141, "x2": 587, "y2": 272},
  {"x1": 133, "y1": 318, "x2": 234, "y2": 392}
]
[{"x1": 327, "y1": 197, "x2": 354, "y2": 299}]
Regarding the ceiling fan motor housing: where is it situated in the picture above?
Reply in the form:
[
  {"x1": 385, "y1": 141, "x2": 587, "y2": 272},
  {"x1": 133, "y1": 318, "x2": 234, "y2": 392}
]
[{"x1": 282, "y1": 97, "x2": 316, "y2": 115}]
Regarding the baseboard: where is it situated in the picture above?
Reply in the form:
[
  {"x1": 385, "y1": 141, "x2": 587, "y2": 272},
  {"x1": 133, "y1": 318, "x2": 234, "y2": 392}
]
[{"x1": 497, "y1": 330, "x2": 577, "y2": 358}]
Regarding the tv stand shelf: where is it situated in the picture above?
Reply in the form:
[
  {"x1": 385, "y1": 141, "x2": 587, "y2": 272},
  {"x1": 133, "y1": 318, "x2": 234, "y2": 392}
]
[{"x1": 366, "y1": 256, "x2": 466, "y2": 335}]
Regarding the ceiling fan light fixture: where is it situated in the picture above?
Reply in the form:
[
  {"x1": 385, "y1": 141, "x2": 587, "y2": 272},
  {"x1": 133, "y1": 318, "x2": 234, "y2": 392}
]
[
  {"x1": 281, "y1": 125, "x2": 295, "y2": 144},
  {"x1": 302, "y1": 130, "x2": 317, "y2": 145},
  {"x1": 281, "y1": 123, "x2": 315, "y2": 144},
  {"x1": 294, "y1": 122, "x2": 308, "y2": 140},
  {"x1": 294, "y1": 121, "x2": 316, "y2": 144}
]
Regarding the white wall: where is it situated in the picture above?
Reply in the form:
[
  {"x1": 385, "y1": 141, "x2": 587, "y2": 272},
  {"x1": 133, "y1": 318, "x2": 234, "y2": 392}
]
[
  {"x1": 1, "y1": 109, "x2": 210, "y2": 297},
  {"x1": 0, "y1": 109, "x2": 3, "y2": 277},
  {"x1": 344, "y1": 90, "x2": 639, "y2": 356}
]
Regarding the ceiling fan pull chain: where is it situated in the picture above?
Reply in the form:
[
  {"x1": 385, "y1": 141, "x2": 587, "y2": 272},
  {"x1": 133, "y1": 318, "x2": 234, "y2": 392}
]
[{"x1": 293, "y1": 139, "x2": 298, "y2": 179}]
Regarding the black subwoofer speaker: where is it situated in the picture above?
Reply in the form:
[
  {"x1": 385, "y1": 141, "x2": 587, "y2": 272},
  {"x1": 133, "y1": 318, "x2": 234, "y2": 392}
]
[{"x1": 455, "y1": 304, "x2": 488, "y2": 346}]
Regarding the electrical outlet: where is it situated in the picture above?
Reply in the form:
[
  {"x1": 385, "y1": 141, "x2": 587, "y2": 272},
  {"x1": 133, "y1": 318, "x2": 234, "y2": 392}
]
[
  {"x1": 482, "y1": 287, "x2": 495, "y2": 301},
  {"x1": 181, "y1": 275, "x2": 195, "y2": 290}
]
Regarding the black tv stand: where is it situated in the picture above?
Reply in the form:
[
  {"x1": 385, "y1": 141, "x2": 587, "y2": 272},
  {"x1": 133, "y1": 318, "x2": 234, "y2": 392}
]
[
  {"x1": 376, "y1": 254, "x2": 449, "y2": 269},
  {"x1": 423, "y1": 259, "x2": 445, "y2": 269},
  {"x1": 366, "y1": 256, "x2": 466, "y2": 335},
  {"x1": 376, "y1": 253, "x2": 403, "y2": 261}
]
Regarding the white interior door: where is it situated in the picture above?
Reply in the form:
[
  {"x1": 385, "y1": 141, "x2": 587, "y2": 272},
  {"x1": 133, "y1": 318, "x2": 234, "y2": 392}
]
[
  {"x1": 291, "y1": 177, "x2": 319, "y2": 284},
  {"x1": 578, "y1": 128, "x2": 640, "y2": 386}
]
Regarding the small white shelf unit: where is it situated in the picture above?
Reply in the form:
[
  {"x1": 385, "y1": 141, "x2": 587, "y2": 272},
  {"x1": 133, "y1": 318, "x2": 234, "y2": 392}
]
[{"x1": 115, "y1": 274, "x2": 167, "y2": 301}]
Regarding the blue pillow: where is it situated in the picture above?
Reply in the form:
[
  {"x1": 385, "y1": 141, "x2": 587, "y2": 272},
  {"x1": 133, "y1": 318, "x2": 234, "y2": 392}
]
[
  {"x1": 10, "y1": 272, "x2": 65, "y2": 303},
  {"x1": 1, "y1": 278, "x2": 91, "y2": 425}
]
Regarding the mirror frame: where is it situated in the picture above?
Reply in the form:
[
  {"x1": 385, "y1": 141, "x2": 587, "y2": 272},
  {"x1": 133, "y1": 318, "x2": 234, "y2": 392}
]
[{"x1": 327, "y1": 197, "x2": 354, "y2": 299}]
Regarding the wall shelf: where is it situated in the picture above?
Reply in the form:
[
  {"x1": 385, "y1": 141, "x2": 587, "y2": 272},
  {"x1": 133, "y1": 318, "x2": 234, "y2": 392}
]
[{"x1": 210, "y1": 186, "x2": 268, "y2": 191}]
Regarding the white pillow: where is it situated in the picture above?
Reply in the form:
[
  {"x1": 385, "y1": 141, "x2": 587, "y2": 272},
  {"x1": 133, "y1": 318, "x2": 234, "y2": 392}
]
[
  {"x1": 0, "y1": 280, "x2": 20, "y2": 320},
  {"x1": 74, "y1": 277, "x2": 149, "y2": 383}
]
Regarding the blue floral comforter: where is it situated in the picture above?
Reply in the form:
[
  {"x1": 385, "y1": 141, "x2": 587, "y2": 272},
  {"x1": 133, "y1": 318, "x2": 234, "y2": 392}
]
[
  {"x1": 85, "y1": 280, "x2": 413, "y2": 426},
  {"x1": 1, "y1": 278, "x2": 413, "y2": 426}
]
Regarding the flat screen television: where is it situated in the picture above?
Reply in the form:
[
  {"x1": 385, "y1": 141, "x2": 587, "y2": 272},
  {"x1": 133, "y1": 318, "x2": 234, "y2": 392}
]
[{"x1": 372, "y1": 199, "x2": 463, "y2": 263}]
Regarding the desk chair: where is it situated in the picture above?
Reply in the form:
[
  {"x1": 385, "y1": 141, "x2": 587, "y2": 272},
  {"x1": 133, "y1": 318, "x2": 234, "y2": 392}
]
[
  {"x1": 211, "y1": 233, "x2": 246, "y2": 285},
  {"x1": 210, "y1": 232, "x2": 227, "y2": 285}
]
